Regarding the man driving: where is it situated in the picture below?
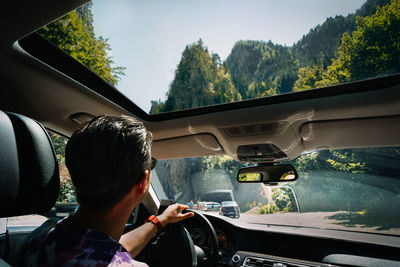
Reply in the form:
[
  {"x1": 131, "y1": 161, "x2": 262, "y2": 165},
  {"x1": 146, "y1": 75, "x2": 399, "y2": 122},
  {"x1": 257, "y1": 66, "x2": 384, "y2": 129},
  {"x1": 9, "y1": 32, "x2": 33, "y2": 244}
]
[{"x1": 15, "y1": 115, "x2": 194, "y2": 266}]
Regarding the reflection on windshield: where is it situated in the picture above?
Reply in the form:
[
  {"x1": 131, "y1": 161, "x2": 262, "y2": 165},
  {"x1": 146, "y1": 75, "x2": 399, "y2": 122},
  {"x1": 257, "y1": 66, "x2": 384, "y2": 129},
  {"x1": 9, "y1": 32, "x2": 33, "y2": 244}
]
[{"x1": 151, "y1": 147, "x2": 400, "y2": 235}]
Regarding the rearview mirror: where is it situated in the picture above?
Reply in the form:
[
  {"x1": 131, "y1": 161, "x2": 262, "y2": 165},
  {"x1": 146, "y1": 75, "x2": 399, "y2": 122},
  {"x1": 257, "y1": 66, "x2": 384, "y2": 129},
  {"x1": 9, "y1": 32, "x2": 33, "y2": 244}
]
[{"x1": 237, "y1": 164, "x2": 298, "y2": 185}]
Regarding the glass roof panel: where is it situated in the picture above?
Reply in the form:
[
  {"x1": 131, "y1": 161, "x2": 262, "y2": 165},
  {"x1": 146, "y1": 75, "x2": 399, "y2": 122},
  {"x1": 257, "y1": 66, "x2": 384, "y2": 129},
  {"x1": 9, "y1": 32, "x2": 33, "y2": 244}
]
[{"x1": 36, "y1": 0, "x2": 400, "y2": 114}]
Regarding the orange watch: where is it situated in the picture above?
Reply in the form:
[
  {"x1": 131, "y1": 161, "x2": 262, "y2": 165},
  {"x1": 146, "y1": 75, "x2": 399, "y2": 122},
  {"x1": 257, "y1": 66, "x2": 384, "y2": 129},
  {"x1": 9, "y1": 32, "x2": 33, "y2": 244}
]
[{"x1": 146, "y1": 215, "x2": 162, "y2": 231}]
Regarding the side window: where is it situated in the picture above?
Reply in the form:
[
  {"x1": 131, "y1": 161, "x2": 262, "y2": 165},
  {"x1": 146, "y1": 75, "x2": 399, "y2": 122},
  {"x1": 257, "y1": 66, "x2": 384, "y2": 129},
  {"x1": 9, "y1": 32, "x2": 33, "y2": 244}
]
[{"x1": 48, "y1": 131, "x2": 78, "y2": 217}]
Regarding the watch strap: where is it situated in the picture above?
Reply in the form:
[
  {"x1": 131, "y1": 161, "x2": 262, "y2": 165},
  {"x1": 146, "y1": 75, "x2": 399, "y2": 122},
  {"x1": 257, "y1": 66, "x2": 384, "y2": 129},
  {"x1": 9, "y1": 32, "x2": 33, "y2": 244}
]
[{"x1": 146, "y1": 215, "x2": 162, "y2": 231}]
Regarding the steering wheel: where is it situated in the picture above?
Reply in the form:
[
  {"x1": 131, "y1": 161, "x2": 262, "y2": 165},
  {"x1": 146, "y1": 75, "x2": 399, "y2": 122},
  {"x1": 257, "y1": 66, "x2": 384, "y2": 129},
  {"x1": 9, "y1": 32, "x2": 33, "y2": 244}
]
[
  {"x1": 139, "y1": 209, "x2": 219, "y2": 267},
  {"x1": 184, "y1": 209, "x2": 219, "y2": 267}
]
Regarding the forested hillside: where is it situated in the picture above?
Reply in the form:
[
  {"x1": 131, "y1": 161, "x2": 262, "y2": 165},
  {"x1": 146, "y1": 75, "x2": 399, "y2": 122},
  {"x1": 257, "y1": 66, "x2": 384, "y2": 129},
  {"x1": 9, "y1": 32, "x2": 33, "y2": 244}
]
[
  {"x1": 150, "y1": 40, "x2": 241, "y2": 114},
  {"x1": 150, "y1": 0, "x2": 398, "y2": 113},
  {"x1": 294, "y1": 0, "x2": 400, "y2": 90},
  {"x1": 38, "y1": 3, "x2": 125, "y2": 87},
  {"x1": 292, "y1": 0, "x2": 391, "y2": 69}
]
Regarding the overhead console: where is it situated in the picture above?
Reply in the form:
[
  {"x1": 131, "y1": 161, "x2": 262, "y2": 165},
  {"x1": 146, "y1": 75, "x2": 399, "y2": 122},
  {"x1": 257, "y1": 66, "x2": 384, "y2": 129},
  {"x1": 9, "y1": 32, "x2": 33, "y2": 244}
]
[
  {"x1": 219, "y1": 121, "x2": 303, "y2": 162},
  {"x1": 237, "y1": 144, "x2": 288, "y2": 163}
]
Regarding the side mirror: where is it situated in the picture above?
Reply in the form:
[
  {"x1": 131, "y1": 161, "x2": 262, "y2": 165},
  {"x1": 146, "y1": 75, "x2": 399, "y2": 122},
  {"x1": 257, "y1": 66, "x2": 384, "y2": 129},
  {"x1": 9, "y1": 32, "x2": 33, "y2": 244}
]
[{"x1": 237, "y1": 164, "x2": 298, "y2": 185}]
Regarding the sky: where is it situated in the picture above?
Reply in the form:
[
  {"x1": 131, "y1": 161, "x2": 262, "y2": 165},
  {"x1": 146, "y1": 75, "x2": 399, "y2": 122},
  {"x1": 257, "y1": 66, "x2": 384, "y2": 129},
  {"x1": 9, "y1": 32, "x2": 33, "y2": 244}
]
[{"x1": 92, "y1": 0, "x2": 366, "y2": 113}]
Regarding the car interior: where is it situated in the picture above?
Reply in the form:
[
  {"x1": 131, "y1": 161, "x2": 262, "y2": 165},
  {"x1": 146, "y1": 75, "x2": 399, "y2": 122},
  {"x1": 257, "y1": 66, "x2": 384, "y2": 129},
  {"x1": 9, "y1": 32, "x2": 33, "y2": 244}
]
[{"x1": 1, "y1": 0, "x2": 400, "y2": 266}]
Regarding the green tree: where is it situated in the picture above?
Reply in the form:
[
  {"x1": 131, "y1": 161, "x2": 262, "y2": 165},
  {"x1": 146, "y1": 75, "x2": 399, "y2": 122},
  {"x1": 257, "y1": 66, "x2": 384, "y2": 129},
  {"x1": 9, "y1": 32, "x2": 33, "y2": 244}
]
[
  {"x1": 292, "y1": 147, "x2": 400, "y2": 215},
  {"x1": 224, "y1": 0, "x2": 392, "y2": 96},
  {"x1": 292, "y1": 15, "x2": 356, "y2": 69},
  {"x1": 38, "y1": 4, "x2": 125, "y2": 86},
  {"x1": 317, "y1": 0, "x2": 400, "y2": 87},
  {"x1": 48, "y1": 132, "x2": 77, "y2": 203},
  {"x1": 246, "y1": 80, "x2": 278, "y2": 98},
  {"x1": 272, "y1": 187, "x2": 294, "y2": 212},
  {"x1": 226, "y1": 40, "x2": 297, "y2": 98},
  {"x1": 49, "y1": 132, "x2": 67, "y2": 164},
  {"x1": 213, "y1": 68, "x2": 240, "y2": 104},
  {"x1": 225, "y1": 40, "x2": 267, "y2": 97},
  {"x1": 150, "y1": 40, "x2": 241, "y2": 114},
  {"x1": 293, "y1": 65, "x2": 324, "y2": 91}
]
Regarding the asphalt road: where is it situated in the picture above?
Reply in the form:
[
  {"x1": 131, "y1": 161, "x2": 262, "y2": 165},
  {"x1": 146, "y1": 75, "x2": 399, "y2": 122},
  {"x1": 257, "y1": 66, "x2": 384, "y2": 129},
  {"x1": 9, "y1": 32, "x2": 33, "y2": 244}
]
[{"x1": 202, "y1": 210, "x2": 400, "y2": 236}]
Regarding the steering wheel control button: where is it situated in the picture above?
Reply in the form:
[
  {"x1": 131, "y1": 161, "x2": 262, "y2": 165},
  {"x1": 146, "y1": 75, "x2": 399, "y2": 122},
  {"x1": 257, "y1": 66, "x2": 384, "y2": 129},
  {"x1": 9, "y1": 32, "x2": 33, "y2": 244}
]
[{"x1": 232, "y1": 254, "x2": 241, "y2": 263}]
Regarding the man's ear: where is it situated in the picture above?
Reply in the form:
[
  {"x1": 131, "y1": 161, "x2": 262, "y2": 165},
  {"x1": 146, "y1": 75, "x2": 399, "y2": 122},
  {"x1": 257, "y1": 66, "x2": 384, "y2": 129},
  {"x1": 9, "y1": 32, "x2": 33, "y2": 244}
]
[{"x1": 137, "y1": 169, "x2": 150, "y2": 194}]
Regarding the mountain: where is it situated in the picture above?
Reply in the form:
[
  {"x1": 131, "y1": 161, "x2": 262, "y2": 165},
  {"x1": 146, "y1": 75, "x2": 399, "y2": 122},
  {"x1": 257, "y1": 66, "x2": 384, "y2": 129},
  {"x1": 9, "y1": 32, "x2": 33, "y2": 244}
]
[
  {"x1": 292, "y1": 0, "x2": 391, "y2": 68},
  {"x1": 150, "y1": 40, "x2": 241, "y2": 114},
  {"x1": 150, "y1": 0, "x2": 396, "y2": 114},
  {"x1": 225, "y1": 40, "x2": 297, "y2": 97}
]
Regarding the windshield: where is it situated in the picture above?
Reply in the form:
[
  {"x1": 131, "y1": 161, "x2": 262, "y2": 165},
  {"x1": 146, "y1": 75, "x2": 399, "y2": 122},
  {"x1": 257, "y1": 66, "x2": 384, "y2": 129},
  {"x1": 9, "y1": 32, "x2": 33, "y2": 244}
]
[
  {"x1": 151, "y1": 147, "x2": 400, "y2": 236},
  {"x1": 35, "y1": 0, "x2": 400, "y2": 114}
]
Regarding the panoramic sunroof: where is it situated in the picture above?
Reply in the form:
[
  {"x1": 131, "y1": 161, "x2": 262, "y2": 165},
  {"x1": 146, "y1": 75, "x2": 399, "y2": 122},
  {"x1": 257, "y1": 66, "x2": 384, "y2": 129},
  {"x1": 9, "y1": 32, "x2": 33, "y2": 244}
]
[{"x1": 36, "y1": 0, "x2": 399, "y2": 115}]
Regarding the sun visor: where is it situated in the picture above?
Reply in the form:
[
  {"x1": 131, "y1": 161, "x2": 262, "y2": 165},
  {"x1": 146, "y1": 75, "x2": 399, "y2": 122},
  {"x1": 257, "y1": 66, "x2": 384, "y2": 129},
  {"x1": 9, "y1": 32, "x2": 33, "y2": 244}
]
[
  {"x1": 152, "y1": 134, "x2": 223, "y2": 160},
  {"x1": 300, "y1": 116, "x2": 400, "y2": 150}
]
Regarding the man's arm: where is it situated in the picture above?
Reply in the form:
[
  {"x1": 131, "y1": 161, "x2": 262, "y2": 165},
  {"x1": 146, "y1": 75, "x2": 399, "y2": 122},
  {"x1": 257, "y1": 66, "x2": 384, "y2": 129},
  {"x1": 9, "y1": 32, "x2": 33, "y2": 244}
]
[{"x1": 120, "y1": 203, "x2": 194, "y2": 258}]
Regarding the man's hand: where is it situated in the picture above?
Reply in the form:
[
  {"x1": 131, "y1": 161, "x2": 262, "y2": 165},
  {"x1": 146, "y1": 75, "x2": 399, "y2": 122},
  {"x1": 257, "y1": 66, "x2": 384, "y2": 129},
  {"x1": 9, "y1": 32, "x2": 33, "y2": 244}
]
[
  {"x1": 157, "y1": 203, "x2": 194, "y2": 227},
  {"x1": 120, "y1": 203, "x2": 194, "y2": 258}
]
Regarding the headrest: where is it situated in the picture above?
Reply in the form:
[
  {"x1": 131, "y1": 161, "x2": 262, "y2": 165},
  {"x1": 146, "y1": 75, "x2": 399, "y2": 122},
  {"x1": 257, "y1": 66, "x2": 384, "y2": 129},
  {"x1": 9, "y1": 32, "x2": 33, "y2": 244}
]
[{"x1": 0, "y1": 111, "x2": 59, "y2": 217}]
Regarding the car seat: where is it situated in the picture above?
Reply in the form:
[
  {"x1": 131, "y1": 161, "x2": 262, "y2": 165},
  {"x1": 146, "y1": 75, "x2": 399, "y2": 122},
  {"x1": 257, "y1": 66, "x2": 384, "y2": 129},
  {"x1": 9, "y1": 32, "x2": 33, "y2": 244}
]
[{"x1": 0, "y1": 111, "x2": 60, "y2": 265}]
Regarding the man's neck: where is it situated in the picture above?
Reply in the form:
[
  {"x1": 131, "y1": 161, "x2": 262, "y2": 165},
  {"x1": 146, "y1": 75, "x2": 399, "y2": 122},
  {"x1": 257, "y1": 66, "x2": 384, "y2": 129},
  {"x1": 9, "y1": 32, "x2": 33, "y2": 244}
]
[
  {"x1": 70, "y1": 182, "x2": 145, "y2": 242},
  {"x1": 71, "y1": 204, "x2": 132, "y2": 241}
]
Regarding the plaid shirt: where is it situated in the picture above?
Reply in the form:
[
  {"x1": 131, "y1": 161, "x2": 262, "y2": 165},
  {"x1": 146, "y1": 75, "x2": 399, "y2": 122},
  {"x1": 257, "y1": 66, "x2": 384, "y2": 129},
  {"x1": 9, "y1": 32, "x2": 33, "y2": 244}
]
[{"x1": 12, "y1": 217, "x2": 148, "y2": 267}]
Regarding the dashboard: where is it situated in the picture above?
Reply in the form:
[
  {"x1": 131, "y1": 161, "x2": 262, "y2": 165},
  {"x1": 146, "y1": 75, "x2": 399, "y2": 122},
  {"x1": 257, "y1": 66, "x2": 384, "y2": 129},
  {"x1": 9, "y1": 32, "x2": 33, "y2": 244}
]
[
  {"x1": 184, "y1": 217, "x2": 236, "y2": 258},
  {"x1": 184, "y1": 213, "x2": 400, "y2": 267},
  {"x1": 187, "y1": 227, "x2": 235, "y2": 256}
]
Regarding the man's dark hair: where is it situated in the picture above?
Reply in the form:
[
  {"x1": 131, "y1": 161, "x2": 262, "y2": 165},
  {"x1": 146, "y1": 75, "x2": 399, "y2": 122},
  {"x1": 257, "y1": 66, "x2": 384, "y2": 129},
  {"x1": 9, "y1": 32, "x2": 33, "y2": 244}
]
[{"x1": 65, "y1": 115, "x2": 152, "y2": 209}]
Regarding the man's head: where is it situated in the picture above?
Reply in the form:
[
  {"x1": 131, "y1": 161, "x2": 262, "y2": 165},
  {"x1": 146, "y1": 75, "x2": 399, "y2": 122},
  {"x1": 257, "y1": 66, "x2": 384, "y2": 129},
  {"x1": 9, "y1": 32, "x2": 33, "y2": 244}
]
[{"x1": 65, "y1": 115, "x2": 153, "y2": 209}]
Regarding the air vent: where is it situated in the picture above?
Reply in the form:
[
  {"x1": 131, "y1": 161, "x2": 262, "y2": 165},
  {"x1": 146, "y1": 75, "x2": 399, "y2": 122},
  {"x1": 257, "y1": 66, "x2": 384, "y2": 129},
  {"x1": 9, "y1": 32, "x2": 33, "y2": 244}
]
[
  {"x1": 243, "y1": 256, "x2": 274, "y2": 267},
  {"x1": 223, "y1": 122, "x2": 278, "y2": 137},
  {"x1": 261, "y1": 123, "x2": 274, "y2": 132},
  {"x1": 228, "y1": 127, "x2": 241, "y2": 135},
  {"x1": 243, "y1": 256, "x2": 306, "y2": 267},
  {"x1": 245, "y1": 126, "x2": 256, "y2": 134},
  {"x1": 242, "y1": 256, "x2": 319, "y2": 267},
  {"x1": 238, "y1": 253, "x2": 329, "y2": 267}
]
